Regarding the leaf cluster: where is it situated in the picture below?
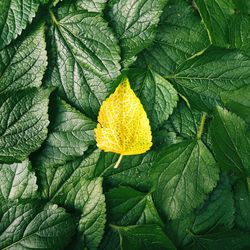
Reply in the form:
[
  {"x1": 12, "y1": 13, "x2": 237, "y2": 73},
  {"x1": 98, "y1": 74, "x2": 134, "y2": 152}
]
[{"x1": 0, "y1": 0, "x2": 250, "y2": 249}]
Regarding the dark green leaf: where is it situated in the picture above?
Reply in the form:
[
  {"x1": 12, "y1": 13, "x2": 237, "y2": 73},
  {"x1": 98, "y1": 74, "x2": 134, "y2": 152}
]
[
  {"x1": 129, "y1": 68, "x2": 178, "y2": 130},
  {"x1": 0, "y1": 159, "x2": 37, "y2": 200},
  {"x1": 169, "y1": 47, "x2": 250, "y2": 111},
  {"x1": 229, "y1": 14, "x2": 250, "y2": 55},
  {"x1": 210, "y1": 107, "x2": 250, "y2": 176},
  {"x1": 106, "y1": 186, "x2": 163, "y2": 226},
  {"x1": 194, "y1": 0, "x2": 236, "y2": 47},
  {"x1": 0, "y1": 201, "x2": 76, "y2": 250},
  {"x1": 48, "y1": 10, "x2": 121, "y2": 119},
  {"x1": 168, "y1": 101, "x2": 204, "y2": 139},
  {"x1": 57, "y1": 0, "x2": 108, "y2": 16},
  {"x1": 38, "y1": 154, "x2": 106, "y2": 249},
  {"x1": 113, "y1": 224, "x2": 176, "y2": 250},
  {"x1": 0, "y1": 0, "x2": 40, "y2": 49},
  {"x1": 0, "y1": 24, "x2": 47, "y2": 94},
  {"x1": 234, "y1": 0, "x2": 250, "y2": 14},
  {"x1": 192, "y1": 230, "x2": 250, "y2": 250},
  {"x1": 0, "y1": 88, "x2": 51, "y2": 163},
  {"x1": 102, "y1": 150, "x2": 159, "y2": 192},
  {"x1": 137, "y1": 0, "x2": 210, "y2": 75},
  {"x1": 153, "y1": 140, "x2": 219, "y2": 219},
  {"x1": 108, "y1": 0, "x2": 167, "y2": 66},
  {"x1": 36, "y1": 98, "x2": 96, "y2": 167},
  {"x1": 221, "y1": 85, "x2": 250, "y2": 123},
  {"x1": 234, "y1": 179, "x2": 250, "y2": 231},
  {"x1": 169, "y1": 174, "x2": 234, "y2": 247}
]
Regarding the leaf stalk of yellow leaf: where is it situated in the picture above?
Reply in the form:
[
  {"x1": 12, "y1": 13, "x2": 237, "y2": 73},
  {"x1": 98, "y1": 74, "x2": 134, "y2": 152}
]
[{"x1": 114, "y1": 154, "x2": 123, "y2": 169}]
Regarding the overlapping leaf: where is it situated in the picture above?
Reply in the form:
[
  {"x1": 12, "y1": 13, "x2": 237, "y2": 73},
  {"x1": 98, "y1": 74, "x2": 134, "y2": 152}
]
[
  {"x1": 153, "y1": 140, "x2": 219, "y2": 219},
  {"x1": 0, "y1": 0, "x2": 41, "y2": 49},
  {"x1": 47, "y1": 10, "x2": 121, "y2": 119},
  {"x1": 0, "y1": 160, "x2": 37, "y2": 200},
  {"x1": 210, "y1": 107, "x2": 250, "y2": 176},
  {"x1": 0, "y1": 88, "x2": 51, "y2": 163},
  {"x1": 137, "y1": 0, "x2": 210, "y2": 75}
]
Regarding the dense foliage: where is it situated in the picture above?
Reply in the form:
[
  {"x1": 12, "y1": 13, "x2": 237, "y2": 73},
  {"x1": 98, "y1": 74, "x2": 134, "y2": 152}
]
[{"x1": 0, "y1": 0, "x2": 250, "y2": 249}]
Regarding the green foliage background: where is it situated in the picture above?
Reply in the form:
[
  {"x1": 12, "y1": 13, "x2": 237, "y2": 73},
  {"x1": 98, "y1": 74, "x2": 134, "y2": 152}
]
[{"x1": 0, "y1": 0, "x2": 250, "y2": 249}]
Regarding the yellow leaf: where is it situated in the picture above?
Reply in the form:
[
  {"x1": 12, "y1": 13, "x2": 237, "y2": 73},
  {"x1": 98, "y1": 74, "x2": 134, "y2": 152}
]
[{"x1": 94, "y1": 77, "x2": 152, "y2": 162}]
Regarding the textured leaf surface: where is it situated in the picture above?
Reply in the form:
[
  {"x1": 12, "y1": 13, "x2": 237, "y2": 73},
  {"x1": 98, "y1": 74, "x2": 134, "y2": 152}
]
[
  {"x1": 57, "y1": 0, "x2": 107, "y2": 16},
  {"x1": 235, "y1": 0, "x2": 250, "y2": 14},
  {"x1": 108, "y1": 0, "x2": 167, "y2": 65},
  {"x1": 106, "y1": 186, "x2": 163, "y2": 226},
  {"x1": 191, "y1": 231, "x2": 250, "y2": 250},
  {"x1": 221, "y1": 85, "x2": 250, "y2": 123},
  {"x1": 95, "y1": 78, "x2": 152, "y2": 155},
  {"x1": 169, "y1": 47, "x2": 250, "y2": 111},
  {"x1": 36, "y1": 98, "x2": 96, "y2": 167},
  {"x1": 0, "y1": 24, "x2": 47, "y2": 94},
  {"x1": 0, "y1": 88, "x2": 50, "y2": 163},
  {"x1": 0, "y1": 160, "x2": 37, "y2": 200},
  {"x1": 95, "y1": 149, "x2": 158, "y2": 191},
  {"x1": 210, "y1": 107, "x2": 250, "y2": 176},
  {"x1": 129, "y1": 68, "x2": 178, "y2": 130},
  {"x1": 38, "y1": 155, "x2": 106, "y2": 249},
  {"x1": 153, "y1": 140, "x2": 219, "y2": 219},
  {"x1": 234, "y1": 179, "x2": 250, "y2": 231},
  {"x1": 137, "y1": 0, "x2": 210, "y2": 75},
  {"x1": 0, "y1": 0, "x2": 40, "y2": 49},
  {"x1": 114, "y1": 224, "x2": 176, "y2": 250},
  {"x1": 168, "y1": 101, "x2": 204, "y2": 139},
  {"x1": 48, "y1": 10, "x2": 121, "y2": 119},
  {"x1": 0, "y1": 202, "x2": 76, "y2": 250},
  {"x1": 229, "y1": 14, "x2": 250, "y2": 54},
  {"x1": 169, "y1": 175, "x2": 234, "y2": 247},
  {"x1": 195, "y1": 0, "x2": 235, "y2": 47}
]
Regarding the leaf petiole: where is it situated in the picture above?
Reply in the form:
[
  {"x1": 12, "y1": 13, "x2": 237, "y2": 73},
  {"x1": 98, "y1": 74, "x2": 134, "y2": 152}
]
[
  {"x1": 114, "y1": 154, "x2": 123, "y2": 169},
  {"x1": 197, "y1": 113, "x2": 207, "y2": 140}
]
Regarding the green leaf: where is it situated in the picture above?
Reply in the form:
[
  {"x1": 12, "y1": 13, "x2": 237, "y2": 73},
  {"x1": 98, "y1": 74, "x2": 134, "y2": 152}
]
[
  {"x1": 0, "y1": 0, "x2": 40, "y2": 49},
  {"x1": 234, "y1": 0, "x2": 250, "y2": 14},
  {"x1": 0, "y1": 159, "x2": 37, "y2": 200},
  {"x1": 108, "y1": 0, "x2": 167, "y2": 66},
  {"x1": 0, "y1": 24, "x2": 47, "y2": 94},
  {"x1": 36, "y1": 98, "x2": 96, "y2": 167},
  {"x1": 57, "y1": 0, "x2": 108, "y2": 16},
  {"x1": 169, "y1": 47, "x2": 250, "y2": 111},
  {"x1": 102, "y1": 150, "x2": 159, "y2": 191},
  {"x1": 229, "y1": 14, "x2": 250, "y2": 55},
  {"x1": 48, "y1": 10, "x2": 121, "y2": 119},
  {"x1": 168, "y1": 101, "x2": 204, "y2": 139},
  {"x1": 210, "y1": 107, "x2": 250, "y2": 176},
  {"x1": 153, "y1": 139, "x2": 219, "y2": 219},
  {"x1": 194, "y1": 0, "x2": 236, "y2": 47},
  {"x1": 234, "y1": 179, "x2": 250, "y2": 231},
  {"x1": 191, "y1": 230, "x2": 250, "y2": 250},
  {"x1": 169, "y1": 174, "x2": 234, "y2": 247},
  {"x1": 0, "y1": 201, "x2": 76, "y2": 250},
  {"x1": 38, "y1": 154, "x2": 106, "y2": 249},
  {"x1": 113, "y1": 224, "x2": 176, "y2": 250},
  {"x1": 129, "y1": 68, "x2": 178, "y2": 130},
  {"x1": 221, "y1": 85, "x2": 250, "y2": 123},
  {"x1": 106, "y1": 186, "x2": 163, "y2": 226},
  {"x1": 137, "y1": 0, "x2": 210, "y2": 75},
  {"x1": 153, "y1": 130, "x2": 182, "y2": 147},
  {"x1": 0, "y1": 88, "x2": 51, "y2": 164}
]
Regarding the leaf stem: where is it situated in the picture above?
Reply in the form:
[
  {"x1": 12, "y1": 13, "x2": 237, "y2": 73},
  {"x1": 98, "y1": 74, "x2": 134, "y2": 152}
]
[
  {"x1": 114, "y1": 154, "x2": 123, "y2": 169},
  {"x1": 179, "y1": 93, "x2": 191, "y2": 109},
  {"x1": 197, "y1": 113, "x2": 207, "y2": 140},
  {"x1": 49, "y1": 9, "x2": 58, "y2": 25}
]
